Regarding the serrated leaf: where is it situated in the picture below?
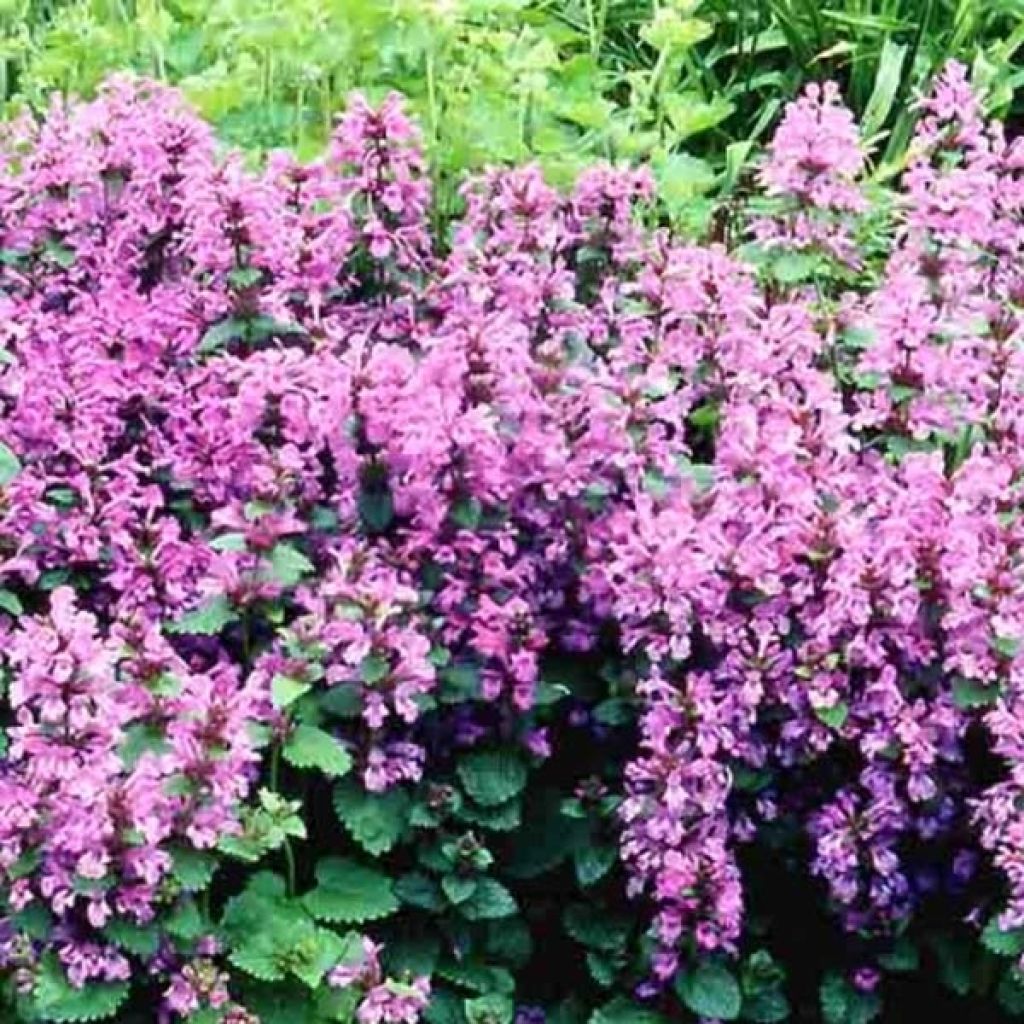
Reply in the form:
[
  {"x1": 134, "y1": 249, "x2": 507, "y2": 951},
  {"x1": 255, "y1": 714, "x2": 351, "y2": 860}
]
[
  {"x1": 459, "y1": 877, "x2": 516, "y2": 921},
  {"x1": 101, "y1": 919, "x2": 160, "y2": 957},
  {"x1": 459, "y1": 798, "x2": 521, "y2": 832},
  {"x1": 998, "y1": 969, "x2": 1024, "y2": 1014},
  {"x1": 394, "y1": 872, "x2": 445, "y2": 911},
  {"x1": 31, "y1": 956, "x2": 129, "y2": 1022},
  {"x1": 292, "y1": 928, "x2": 353, "y2": 989},
  {"x1": 166, "y1": 595, "x2": 238, "y2": 635},
  {"x1": 165, "y1": 898, "x2": 204, "y2": 941},
  {"x1": 230, "y1": 936, "x2": 288, "y2": 981},
  {"x1": 442, "y1": 874, "x2": 478, "y2": 905},
  {"x1": 437, "y1": 961, "x2": 515, "y2": 995},
  {"x1": 589, "y1": 998, "x2": 667, "y2": 1024},
  {"x1": 564, "y1": 905, "x2": 630, "y2": 952},
  {"x1": 457, "y1": 749, "x2": 527, "y2": 807},
  {"x1": 574, "y1": 843, "x2": 617, "y2": 887},
  {"x1": 333, "y1": 779, "x2": 409, "y2": 855},
  {"x1": 284, "y1": 725, "x2": 352, "y2": 777},
  {"x1": 507, "y1": 796, "x2": 588, "y2": 878},
  {"x1": 267, "y1": 542, "x2": 314, "y2": 586},
  {"x1": 272, "y1": 674, "x2": 312, "y2": 709},
  {"x1": 170, "y1": 847, "x2": 218, "y2": 892},
  {"x1": 820, "y1": 972, "x2": 880, "y2": 1024},
  {"x1": 742, "y1": 989, "x2": 790, "y2": 1023},
  {"x1": 953, "y1": 675, "x2": 1000, "y2": 709},
  {"x1": 303, "y1": 857, "x2": 398, "y2": 924},
  {"x1": 983, "y1": 916, "x2": 1024, "y2": 956},
  {"x1": 677, "y1": 963, "x2": 741, "y2": 1021},
  {"x1": 465, "y1": 994, "x2": 514, "y2": 1024}
]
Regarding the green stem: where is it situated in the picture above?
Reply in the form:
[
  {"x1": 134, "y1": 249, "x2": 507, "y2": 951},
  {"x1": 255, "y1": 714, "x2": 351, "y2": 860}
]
[
  {"x1": 269, "y1": 742, "x2": 297, "y2": 895},
  {"x1": 283, "y1": 836, "x2": 297, "y2": 894},
  {"x1": 270, "y1": 742, "x2": 281, "y2": 793}
]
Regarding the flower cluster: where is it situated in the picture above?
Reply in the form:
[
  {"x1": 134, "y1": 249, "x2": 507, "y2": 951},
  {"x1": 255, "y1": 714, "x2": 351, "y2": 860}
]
[{"x1": 2, "y1": 62, "x2": 1024, "y2": 1023}]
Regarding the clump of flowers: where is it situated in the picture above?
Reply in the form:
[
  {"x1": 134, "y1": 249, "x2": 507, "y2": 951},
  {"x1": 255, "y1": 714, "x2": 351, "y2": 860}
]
[{"x1": 2, "y1": 62, "x2": 1024, "y2": 1024}]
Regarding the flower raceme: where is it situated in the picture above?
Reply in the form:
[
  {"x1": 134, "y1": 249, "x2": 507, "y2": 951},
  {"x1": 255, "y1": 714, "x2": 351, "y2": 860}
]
[{"x1": 0, "y1": 64, "x2": 1024, "y2": 1021}]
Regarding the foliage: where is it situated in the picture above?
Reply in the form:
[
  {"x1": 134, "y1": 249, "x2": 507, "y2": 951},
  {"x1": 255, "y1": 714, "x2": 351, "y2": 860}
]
[
  {"x1": 2, "y1": 1, "x2": 1024, "y2": 218},
  {"x1": 3, "y1": 63, "x2": 1024, "y2": 1024}
]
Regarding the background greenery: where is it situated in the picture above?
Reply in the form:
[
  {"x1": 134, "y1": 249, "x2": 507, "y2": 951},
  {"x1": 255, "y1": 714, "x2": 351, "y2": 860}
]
[{"x1": 4, "y1": 0, "x2": 1024, "y2": 223}]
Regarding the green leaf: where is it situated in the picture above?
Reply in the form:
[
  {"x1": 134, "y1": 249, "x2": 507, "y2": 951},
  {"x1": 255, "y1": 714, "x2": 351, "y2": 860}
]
[
  {"x1": 450, "y1": 496, "x2": 483, "y2": 530},
  {"x1": 359, "y1": 486, "x2": 394, "y2": 534},
  {"x1": 165, "y1": 898, "x2": 205, "y2": 941},
  {"x1": 437, "y1": 961, "x2": 515, "y2": 995},
  {"x1": 814, "y1": 702, "x2": 849, "y2": 730},
  {"x1": 292, "y1": 927, "x2": 354, "y2": 989},
  {"x1": 267, "y1": 542, "x2": 314, "y2": 586},
  {"x1": 198, "y1": 317, "x2": 246, "y2": 354},
  {"x1": 117, "y1": 723, "x2": 169, "y2": 768},
  {"x1": 166, "y1": 595, "x2": 239, "y2": 635},
  {"x1": 31, "y1": 955, "x2": 129, "y2": 1022},
  {"x1": 284, "y1": 724, "x2": 352, "y2": 777},
  {"x1": 677, "y1": 963, "x2": 742, "y2": 1021},
  {"x1": 993, "y1": 634, "x2": 1021, "y2": 659},
  {"x1": 861, "y1": 39, "x2": 907, "y2": 139},
  {"x1": 484, "y1": 917, "x2": 533, "y2": 969},
  {"x1": 272, "y1": 673, "x2": 313, "y2": 709},
  {"x1": 0, "y1": 441, "x2": 22, "y2": 486},
  {"x1": 0, "y1": 587, "x2": 23, "y2": 615},
  {"x1": 877, "y1": 937, "x2": 919, "y2": 973},
  {"x1": 170, "y1": 847, "x2": 218, "y2": 892},
  {"x1": 303, "y1": 857, "x2": 399, "y2": 924},
  {"x1": 465, "y1": 994, "x2": 514, "y2": 1024},
  {"x1": 953, "y1": 675, "x2": 1000, "y2": 709},
  {"x1": 820, "y1": 972, "x2": 881, "y2": 1024},
  {"x1": 589, "y1": 998, "x2": 668, "y2": 1024},
  {"x1": 230, "y1": 934, "x2": 288, "y2": 982},
  {"x1": 460, "y1": 798, "x2": 521, "y2": 832},
  {"x1": 983, "y1": 916, "x2": 1024, "y2": 957},
  {"x1": 742, "y1": 988, "x2": 790, "y2": 1023},
  {"x1": 210, "y1": 532, "x2": 248, "y2": 552},
  {"x1": 361, "y1": 653, "x2": 391, "y2": 684},
  {"x1": 102, "y1": 919, "x2": 160, "y2": 957},
  {"x1": 772, "y1": 250, "x2": 819, "y2": 284},
  {"x1": 564, "y1": 904, "x2": 630, "y2": 953},
  {"x1": 394, "y1": 872, "x2": 445, "y2": 912},
  {"x1": 459, "y1": 877, "x2": 517, "y2": 921},
  {"x1": 442, "y1": 874, "x2": 478, "y2": 905},
  {"x1": 997, "y1": 969, "x2": 1024, "y2": 1015},
  {"x1": 574, "y1": 843, "x2": 617, "y2": 887},
  {"x1": 425, "y1": 988, "x2": 468, "y2": 1024},
  {"x1": 506, "y1": 796, "x2": 588, "y2": 878},
  {"x1": 333, "y1": 778, "x2": 410, "y2": 855},
  {"x1": 457, "y1": 749, "x2": 528, "y2": 807}
]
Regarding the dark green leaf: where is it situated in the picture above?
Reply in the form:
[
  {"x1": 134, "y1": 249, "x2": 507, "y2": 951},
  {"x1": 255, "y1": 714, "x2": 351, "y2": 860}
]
[
  {"x1": 333, "y1": 778, "x2": 410, "y2": 855},
  {"x1": 303, "y1": 857, "x2": 398, "y2": 923},
  {"x1": 284, "y1": 725, "x2": 353, "y2": 777}
]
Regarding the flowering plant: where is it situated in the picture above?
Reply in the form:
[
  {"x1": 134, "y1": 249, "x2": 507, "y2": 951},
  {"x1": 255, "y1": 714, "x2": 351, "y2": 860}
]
[{"x1": 2, "y1": 65, "x2": 1024, "y2": 1024}]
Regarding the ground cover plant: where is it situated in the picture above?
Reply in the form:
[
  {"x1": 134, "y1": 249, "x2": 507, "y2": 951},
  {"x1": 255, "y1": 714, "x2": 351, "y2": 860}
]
[{"x1": 4, "y1": 61, "x2": 1024, "y2": 1024}]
